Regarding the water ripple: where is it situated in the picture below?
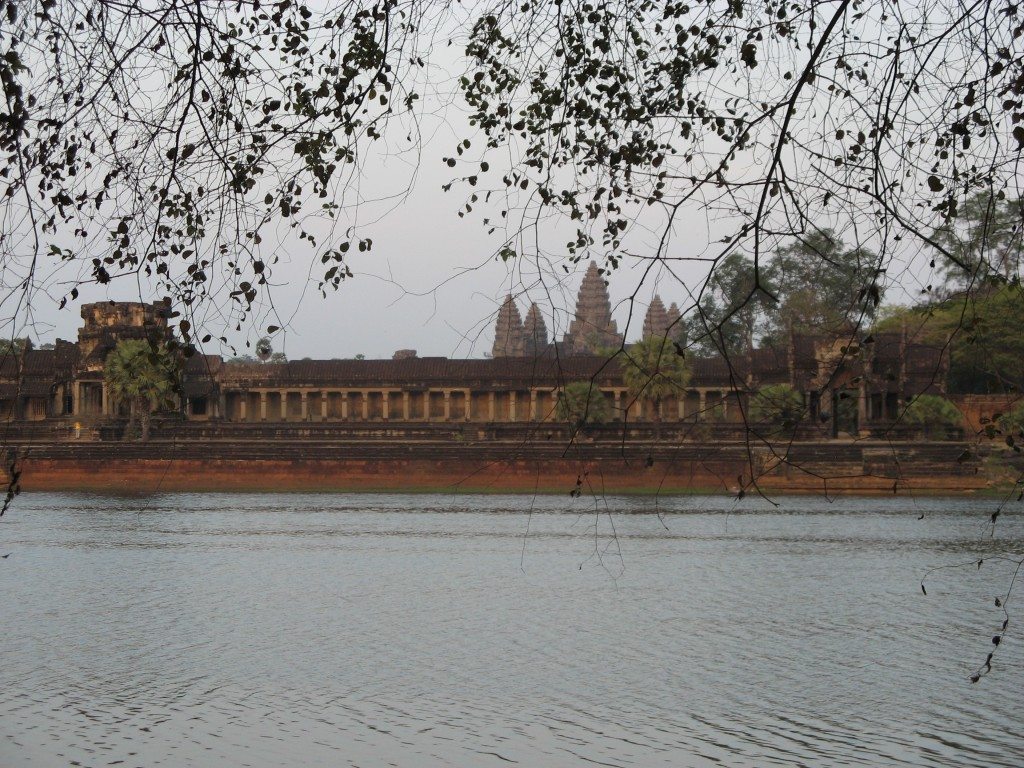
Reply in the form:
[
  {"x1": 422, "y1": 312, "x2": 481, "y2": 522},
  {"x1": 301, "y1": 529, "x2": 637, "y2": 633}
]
[{"x1": 1, "y1": 493, "x2": 1022, "y2": 767}]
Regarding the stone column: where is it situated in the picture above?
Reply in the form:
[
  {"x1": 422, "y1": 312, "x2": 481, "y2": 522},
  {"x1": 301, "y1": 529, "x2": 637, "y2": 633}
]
[
  {"x1": 678, "y1": 395, "x2": 686, "y2": 421},
  {"x1": 240, "y1": 393, "x2": 248, "y2": 422},
  {"x1": 361, "y1": 391, "x2": 369, "y2": 420},
  {"x1": 698, "y1": 390, "x2": 707, "y2": 421},
  {"x1": 857, "y1": 382, "x2": 869, "y2": 435},
  {"x1": 383, "y1": 391, "x2": 390, "y2": 421},
  {"x1": 443, "y1": 390, "x2": 451, "y2": 421},
  {"x1": 529, "y1": 389, "x2": 538, "y2": 421},
  {"x1": 260, "y1": 391, "x2": 267, "y2": 421},
  {"x1": 321, "y1": 392, "x2": 328, "y2": 420},
  {"x1": 341, "y1": 392, "x2": 349, "y2": 420},
  {"x1": 721, "y1": 393, "x2": 729, "y2": 420},
  {"x1": 281, "y1": 391, "x2": 288, "y2": 421},
  {"x1": 488, "y1": 391, "x2": 496, "y2": 421},
  {"x1": 101, "y1": 383, "x2": 109, "y2": 417},
  {"x1": 464, "y1": 389, "x2": 472, "y2": 421},
  {"x1": 403, "y1": 391, "x2": 410, "y2": 420},
  {"x1": 509, "y1": 391, "x2": 517, "y2": 422},
  {"x1": 300, "y1": 391, "x2": 308, "y2": 420}
]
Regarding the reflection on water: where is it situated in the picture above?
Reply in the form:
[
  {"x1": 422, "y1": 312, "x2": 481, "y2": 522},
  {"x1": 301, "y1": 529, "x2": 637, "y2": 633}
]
[{"x1": 1, "y1": 493, "x2": 1022, "y2": 767}]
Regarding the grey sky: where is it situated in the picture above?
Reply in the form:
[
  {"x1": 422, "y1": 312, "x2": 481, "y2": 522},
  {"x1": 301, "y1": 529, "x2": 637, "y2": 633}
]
[{"x1": 31, "y1": 116, "x2": 719, "y2": 361}]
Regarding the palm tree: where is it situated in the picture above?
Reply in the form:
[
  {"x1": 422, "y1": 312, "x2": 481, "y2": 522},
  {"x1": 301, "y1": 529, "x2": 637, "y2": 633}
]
[
  {"x1": 620, "y1": 336, "x2": 690, "y2": 438},
  {"x1": 104, "y1": 339, "x2": 177, "y2": 441}
]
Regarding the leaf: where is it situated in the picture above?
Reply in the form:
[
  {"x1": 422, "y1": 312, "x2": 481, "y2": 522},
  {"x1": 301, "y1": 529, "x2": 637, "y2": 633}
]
[
  {"x1": 740, "y1": 42, "x2": 757, "y2": 68},
  {"x1": 927, "y1": 175, "x2": 944, "y2": 192},
  {"x1": 921, "y1": 583, "x2": 927, "y2": 596}
]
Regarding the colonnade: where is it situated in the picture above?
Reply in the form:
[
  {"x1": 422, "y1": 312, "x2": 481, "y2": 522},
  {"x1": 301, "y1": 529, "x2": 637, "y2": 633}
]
[{"x1": 208, "y1": 386, "x2": 742, "y2": 423}]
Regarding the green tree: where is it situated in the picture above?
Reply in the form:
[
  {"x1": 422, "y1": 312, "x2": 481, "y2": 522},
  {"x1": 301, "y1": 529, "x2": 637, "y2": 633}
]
[
  {"x1": 620, "y1": 336, "x2": 690, "y2": 437},
  {"x1": 997, "y1": 404, "x2": 1024, "y2": 438},
  {"x1": 555, "y1": 382, "x2": 612, "y2": 430},
  {"x1": 0, "y1": 338, "x2": 29, "y2": 358},
  {"x1": 692, "y1": 253, "x2": 778, "y2": 356},
  {"x1": 902, "y1": 395, "x2": 963, "y2": 439},
  {"x1": 104, "y1": 340, "x2": 178, "y2": 441},
  {"x1": 875, "y1": 285, "x2": 1024, "y2": 393},
  {"x1": 766, "y1": 230, "x2": 880, "y2": 341},
  {"x1": 932, "y1": 193, "x2": 1023, "y2": 289},
  {"x1": 749, "y1": 385, "x2": 805, "y2": 431}
]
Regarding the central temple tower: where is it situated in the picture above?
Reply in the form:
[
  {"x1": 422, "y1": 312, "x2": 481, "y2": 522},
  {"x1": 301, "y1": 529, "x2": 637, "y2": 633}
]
[{"x1": 562, "y1": 261, "x2": 623, "y2": 354}]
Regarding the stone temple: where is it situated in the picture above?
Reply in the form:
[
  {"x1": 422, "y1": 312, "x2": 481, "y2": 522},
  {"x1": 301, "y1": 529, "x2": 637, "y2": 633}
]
[{"x1": 0, "y1": 262, "x2": 948, "y2": 438}]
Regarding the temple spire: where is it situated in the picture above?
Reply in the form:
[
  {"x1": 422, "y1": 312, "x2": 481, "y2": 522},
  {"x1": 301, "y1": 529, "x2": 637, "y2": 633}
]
[
  {"x1": 564, "y1": 261, "x2": 623, "y2": 354},
  {"x1": 642, "y1": 295, "x2": 670, "y2": 339},
  {"x1": 522, "y1": 303, "x2": 549, "y2": 357},
  {"x1": 491, "y1": 295, "x2": 525, "y2": 358},
  {"x1": 666, "y1": 302, "x2": 683, "y2": 342}
]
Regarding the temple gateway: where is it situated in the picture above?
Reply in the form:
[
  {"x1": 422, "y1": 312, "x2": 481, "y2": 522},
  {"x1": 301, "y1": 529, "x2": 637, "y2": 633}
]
[{"x1": 2, "y1": 262, "x2": 946, "y2": 437}]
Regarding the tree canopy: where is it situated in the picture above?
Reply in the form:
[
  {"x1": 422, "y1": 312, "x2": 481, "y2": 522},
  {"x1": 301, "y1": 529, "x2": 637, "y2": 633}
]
[
  {"x1": 876, "y1": 285, "x2": 1024, "y2": 394},
  {"x1": 748, "y1": 384, "x2": 805, "y2": 431},
  {"x1": 932, "y1": 195, "x2": 1024, "y2": 291},
  {"x1": 0, "y1": 0, "x2": 1019, "y2": 352},
  {"x1": 620, "y1": 336, "x2": 689, "y2": 431},
  {"x1": 555, "y1": 381, "x2": 612, "y2": 429}
]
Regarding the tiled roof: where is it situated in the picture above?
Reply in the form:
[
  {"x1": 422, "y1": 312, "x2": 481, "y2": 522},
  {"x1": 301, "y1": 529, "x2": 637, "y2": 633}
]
[{"x1": 216, "y1": 355, "x2": 622, "y2": 388}]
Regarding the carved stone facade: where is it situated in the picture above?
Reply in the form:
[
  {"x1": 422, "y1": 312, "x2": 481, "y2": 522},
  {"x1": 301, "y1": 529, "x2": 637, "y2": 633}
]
[{"x1": 0, "y1": 299, "x2": 948, "y2": 437}]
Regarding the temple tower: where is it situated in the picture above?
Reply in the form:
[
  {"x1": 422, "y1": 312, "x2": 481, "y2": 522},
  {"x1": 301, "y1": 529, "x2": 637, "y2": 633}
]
[
  {"x1": 564, "y1": 261, "x2": 623, "y2": 354},
  {"x1": 77, "y1": 302, "x2": 170, "y2": 372},
  {"x1": 642, "y1": 295, "x2": 671, "y2": 338},
  {"x1": 522, "y1": 303, "x2": 549, "y2": 357},
  {"x1": 491, "y1": 295, "x2": 525, "y2": 358},
  {"x1": 666, "y1": 302, "x2": 683, "y2": 341}
]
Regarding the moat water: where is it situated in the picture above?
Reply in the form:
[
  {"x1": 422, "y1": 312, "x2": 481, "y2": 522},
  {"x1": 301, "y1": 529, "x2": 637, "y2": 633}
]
[{"x1": 1, "y1": 493, "x2": 1023, "y2": 767}]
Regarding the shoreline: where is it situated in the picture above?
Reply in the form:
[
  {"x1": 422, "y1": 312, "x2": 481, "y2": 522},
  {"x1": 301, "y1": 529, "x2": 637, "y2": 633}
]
[{"x1": 4, "y1": 439, "x2": 1003, "y2": 497}]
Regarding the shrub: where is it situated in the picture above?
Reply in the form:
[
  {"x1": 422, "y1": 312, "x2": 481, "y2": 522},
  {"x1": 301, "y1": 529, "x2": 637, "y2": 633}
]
[
  {"x1": 556, "y1": 382, "x2": 612, "y2": 428},
  {"x1": 902, "y1": 395, "x2": 963, "y2": 437},
  {"x1": 996, "y1": 403, "x2": 1024, "y2": 437},
  {"x1": 749, "y1": 384, "x2": 805, "y2": 429}
]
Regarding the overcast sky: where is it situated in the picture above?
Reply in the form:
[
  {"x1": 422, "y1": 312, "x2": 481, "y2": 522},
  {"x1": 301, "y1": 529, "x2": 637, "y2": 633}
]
[
  {"x1": 18, "y1": 8, "x2": 953, "y2": 362},
  {"x1": 30, "y1": 112, "x2": 719, "y2": 361}
]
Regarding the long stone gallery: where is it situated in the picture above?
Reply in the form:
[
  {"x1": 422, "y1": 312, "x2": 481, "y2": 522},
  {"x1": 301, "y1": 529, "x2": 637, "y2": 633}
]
[{"x1": 0, "y1": 263, "x2": 1002, "y2": 494}]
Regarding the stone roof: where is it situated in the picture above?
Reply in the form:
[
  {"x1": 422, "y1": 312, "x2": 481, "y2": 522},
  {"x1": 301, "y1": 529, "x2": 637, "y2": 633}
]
[{"x1": 216, "y1": 354, "x2": 621, "y2": 389}]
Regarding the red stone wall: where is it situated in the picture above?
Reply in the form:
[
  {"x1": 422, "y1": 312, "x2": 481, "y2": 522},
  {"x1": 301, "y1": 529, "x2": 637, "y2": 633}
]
[{"x1": 9, "y1": 444, "x2": 989, "y2": 496}]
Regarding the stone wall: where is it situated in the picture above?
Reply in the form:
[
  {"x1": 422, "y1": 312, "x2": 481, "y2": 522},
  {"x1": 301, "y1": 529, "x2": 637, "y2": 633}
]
[{"x1": 4, "y1": 440, "x2": 988, "y2": 495}]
